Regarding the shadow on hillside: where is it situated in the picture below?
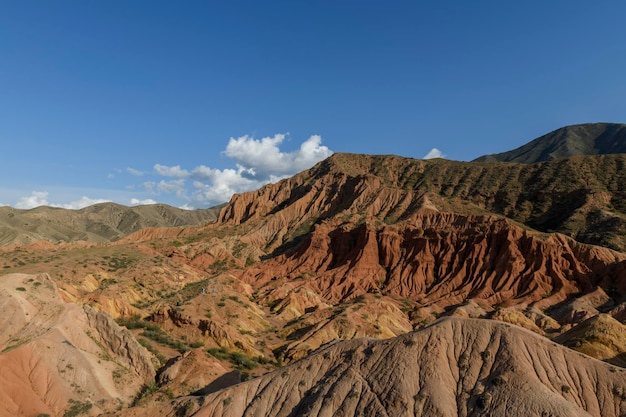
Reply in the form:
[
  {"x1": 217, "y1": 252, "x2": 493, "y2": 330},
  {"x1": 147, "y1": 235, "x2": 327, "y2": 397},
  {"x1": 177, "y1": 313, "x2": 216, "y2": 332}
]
[{"x1": 191, "y1": 370, "x2": 241, "y2": 396}]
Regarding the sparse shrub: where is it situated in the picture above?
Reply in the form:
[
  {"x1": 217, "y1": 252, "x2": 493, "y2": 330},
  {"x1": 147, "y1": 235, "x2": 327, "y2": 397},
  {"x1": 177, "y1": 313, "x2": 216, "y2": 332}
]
[
  {"x1": 207, "y1": 347, "x2": 230, "y2": 361},
  {"x1": 458, "y1": 352, "x2": 469, "y2": 368},
  {"x1": 256, "y1": 355, "x2": 270, "y2": 364},
  {"x1": 228, "y1": 295, "x2": 242, "y2": 304},
  {"x1": 223, "y1": 397, "x2": 233, "y2": 406},
  {"x1": 115, "y1": 315, "x2": 148, "y2": 329},
  {"x1": 63, "y1": 399, "x2": 92, "y2": 417},
  {"x1": 141, "y1": 328, "x2": 189, "y2": 353},
  {"x1": 15, "y1": 287, "x2": 26, "y2": 291},
  {"x1": 489, "y1": 375, "x2": 503, "y2": 386},
  {"x1": 132, "y1": 381, "x2": 159, "y2": 406},
  {"x1": 476, "y1": 392, "x2": 492, "y2": 410},
  {"x1": 561, "y1": 384, "x2": 571, "y2": 393},
  {"x1": 230, "y1": 351, "x2": 258, "y2": 370},
  {"x1": 403, "y1": 338, "x2": 416, "y2": 346}
]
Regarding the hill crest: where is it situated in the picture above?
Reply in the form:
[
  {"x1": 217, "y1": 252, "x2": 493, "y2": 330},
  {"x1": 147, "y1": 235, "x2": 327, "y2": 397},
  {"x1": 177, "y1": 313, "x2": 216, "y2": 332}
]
[{"x1": 474, "y1": 122, "x2": 626, "y2": 163}]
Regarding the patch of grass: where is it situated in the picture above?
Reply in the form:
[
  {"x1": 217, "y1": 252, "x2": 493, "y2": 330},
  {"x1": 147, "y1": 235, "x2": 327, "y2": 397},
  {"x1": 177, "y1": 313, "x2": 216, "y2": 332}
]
[
  {"x1": 207, "y1": 347, "x2": 230, "y2": 361},
  {"x1": 228, "y1": 295, "x2": 242, "y2": 304},
  {"x1": 63, "y1": 399, "x2": 92, "y2": 417},
  {"x1": 206, "y1": 347, "x2": 267, "y2": 370},
  {"x1": 137, "y1": 338, "x2": 167, "y2": 366},
  {"x1": 132, "y1": 381, "x2": 159, "y2": 406},
  {"x1": 141, "y1": 328, "x2": 189, "y2": 353},
  {"x1": 99, "y1": 278, "x2": 117, "y2": 289},
  {"x1": 15, "y1": 287, "x2": 26, "y2": 291}
]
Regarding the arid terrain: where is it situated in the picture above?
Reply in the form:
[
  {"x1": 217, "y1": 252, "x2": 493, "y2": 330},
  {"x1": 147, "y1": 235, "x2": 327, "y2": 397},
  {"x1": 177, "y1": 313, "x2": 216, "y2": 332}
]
[{"x1": 2, "y1": 123, "x2": 626, "y2": 417}]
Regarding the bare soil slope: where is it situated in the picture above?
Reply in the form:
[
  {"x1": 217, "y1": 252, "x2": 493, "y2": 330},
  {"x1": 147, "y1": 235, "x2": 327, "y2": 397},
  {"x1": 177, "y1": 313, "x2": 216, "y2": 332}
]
[
  {"x1": 185, "y1": 317, "x2": 626, "y2": 417},
  {"x1": 0, "y1": 273, "x2": 155, "y2": 417}
]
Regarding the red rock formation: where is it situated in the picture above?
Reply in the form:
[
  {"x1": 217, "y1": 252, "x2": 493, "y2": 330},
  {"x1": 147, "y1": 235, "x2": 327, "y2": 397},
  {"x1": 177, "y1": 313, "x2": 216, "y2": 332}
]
[{"x1": 240, "y1": 213, "x2": 626, "y2": 309}]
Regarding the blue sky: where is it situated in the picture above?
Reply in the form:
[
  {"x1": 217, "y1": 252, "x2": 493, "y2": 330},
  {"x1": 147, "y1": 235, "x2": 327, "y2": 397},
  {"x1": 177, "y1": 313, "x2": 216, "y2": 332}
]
[{"x1": 1, "y1": 1, "x2": 625, "y2": 209}]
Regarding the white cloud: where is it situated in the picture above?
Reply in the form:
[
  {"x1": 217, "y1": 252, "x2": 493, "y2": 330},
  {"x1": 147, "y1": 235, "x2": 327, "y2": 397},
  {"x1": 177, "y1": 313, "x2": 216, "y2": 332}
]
[
  {"x1": 15, "y1": 191, "x2": 109, "y2": 210},
  {"x1": 157, "y1": 179, "x2": 188, "y2": 198},
  {"x1": 127, "y1": 167, "x2": 144, "y2": 176},
  {"x1": 142, "y1": 181, "x2": 155, "y2": 194},
  {"x1": 130, "y1": 198, "x2": 157, "y2": 206},
  {"x1": 154, "y1": 164, "x2": 190, "y2": 178},
  {"x1": 15, "y1": 191, "x2": 50, "y2": 209},
  {"x1": 224, "y1": 134, "x2": 333, "y2": 179},
  {"x1": 142, "y1": 134, "x2": 333, "y2": 207},
  {"x1": 423, "y1": 148, "x2": 446, "y2": 159},
  {"x1": 191, "y1": 167, "x2": 264, "y2": 205},
  {"x1": 58, "y1": 196, "x2": 111, "y2": 210}
]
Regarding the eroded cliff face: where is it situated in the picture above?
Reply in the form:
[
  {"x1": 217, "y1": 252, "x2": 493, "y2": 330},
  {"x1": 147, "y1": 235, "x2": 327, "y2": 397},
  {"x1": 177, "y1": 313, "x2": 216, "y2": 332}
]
[
  {"x1": 190, "y1": 318, "x2": 626, "y2": 417},
  {"x1": 0, "y1": 273, "x2": 155, "y2": 417},
  {"x1": 240, "y1": 213, "x2": 626, "y2": 307}
]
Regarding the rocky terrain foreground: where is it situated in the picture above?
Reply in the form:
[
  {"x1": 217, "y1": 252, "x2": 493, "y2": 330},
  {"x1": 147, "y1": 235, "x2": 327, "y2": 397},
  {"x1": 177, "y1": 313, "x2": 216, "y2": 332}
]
[
  {"x1": 0, "y1": 273, "x2": 154, "y2": 416},
  {"x1": 109, "y1": 318, "x2": 626, "y2": 417},
  {"x1": 1, "y1": 123, "x2": 626, "y2": 416}
]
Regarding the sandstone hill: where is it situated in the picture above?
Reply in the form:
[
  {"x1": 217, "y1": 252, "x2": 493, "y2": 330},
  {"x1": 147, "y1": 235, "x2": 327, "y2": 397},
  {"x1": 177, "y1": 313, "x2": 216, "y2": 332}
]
[
  {"x1": 474, "y1": 122, "x2": 626, "y2": 163},
  {"x1": 0, "y1": 203, "x2": 221, "y2": 246},
  {"x1": 116, "y1": 318, "x2": 626, "y2": 417},
  {"x1": 0, "y1": 273, "x2": 155, "y2": 417}
]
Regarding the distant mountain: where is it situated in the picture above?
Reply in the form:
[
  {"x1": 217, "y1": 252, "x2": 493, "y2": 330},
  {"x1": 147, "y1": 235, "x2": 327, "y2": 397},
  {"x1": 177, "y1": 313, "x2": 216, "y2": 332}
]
[
  {"x1": 474, "y1": 123, "x2": 626, "y2": 163},
  {"x1": 0, "y1": 203, "x2": 221, "y2": 245}
]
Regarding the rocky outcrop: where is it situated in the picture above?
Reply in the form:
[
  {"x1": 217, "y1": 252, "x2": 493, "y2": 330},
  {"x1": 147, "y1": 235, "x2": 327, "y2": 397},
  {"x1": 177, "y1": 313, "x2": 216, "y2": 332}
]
[
  {"x1": 556, "y1": 314, "x2": 626, "y2": 367},
  {"x1": 84, "y1": 305, "x2": 154, "y2": 380},
  {"x1": 240, "y1": 213, "x2": 626, "y2": 308},
  {"x1": 156, "y1": 349, "x2": 237, "y2": 397}
]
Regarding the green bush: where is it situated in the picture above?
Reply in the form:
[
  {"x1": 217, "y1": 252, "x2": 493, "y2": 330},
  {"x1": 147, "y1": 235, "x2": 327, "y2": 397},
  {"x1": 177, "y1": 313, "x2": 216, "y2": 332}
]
[{"x1": 63, "y1": 399, "x2": 92, "y2": 417}]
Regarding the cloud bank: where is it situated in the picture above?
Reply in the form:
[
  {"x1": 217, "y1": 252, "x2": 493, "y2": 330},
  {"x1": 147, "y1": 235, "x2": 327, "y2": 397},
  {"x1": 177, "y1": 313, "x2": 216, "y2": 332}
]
[
  {"x1": 15, "y1": 191, "x2": 111, "y2": 210},
  {"x1": 147, "y1": 134, "x2": 333, "y2": 208}
]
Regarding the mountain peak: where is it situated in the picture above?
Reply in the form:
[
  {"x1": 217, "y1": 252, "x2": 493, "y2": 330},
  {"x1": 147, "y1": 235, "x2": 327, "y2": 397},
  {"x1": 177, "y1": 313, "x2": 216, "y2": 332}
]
[{"x1": 474, "y1": 122, "x2": 626, "y2": 163}]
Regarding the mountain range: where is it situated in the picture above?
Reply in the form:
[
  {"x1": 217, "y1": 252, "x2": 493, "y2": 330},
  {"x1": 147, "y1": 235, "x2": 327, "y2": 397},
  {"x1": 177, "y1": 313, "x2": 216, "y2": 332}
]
[{"x1": 1, "y1": 122, "x2": 626, "y2": 417}]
